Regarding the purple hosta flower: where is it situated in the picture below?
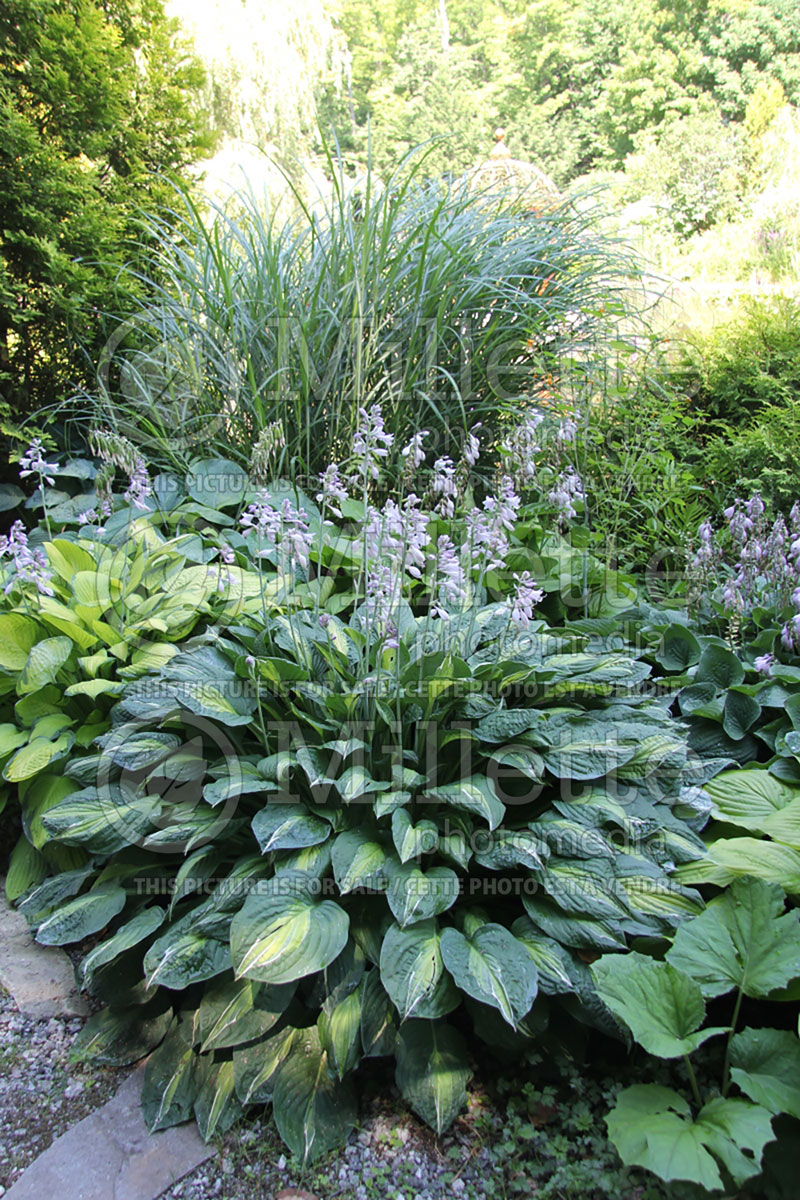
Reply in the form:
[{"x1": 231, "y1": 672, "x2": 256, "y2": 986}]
[
  {"x1": 792, "y1": 586, "x2": 800, "y2": 608},
  {"x1": 365, "y1": 561, "x2": 401, "y2": 645},
  {"x1": 432, "y1": 535, "x2": 468, "y2": 619},
  {"x1": 245, "y1": 655, "x2": 256, "y2": 669},
  {"x1": 77, "y1": 507, "x2": 97, "y2": 526},
  {"x1": 432, "y1": 456, "x2": 457, "y2": 519},
  {"x1": 721, "y1": 578, "x2": 746, "y2": 614},
  {"x1": 354, "y1": 404, "x2": 394, "y2": 482},
  {"x1": 754, "y1": 653, "x2": 775, "y2": 676},
  {"x1": 548, "y1": 467, "x2": 584, "y2": 523},
  {"x1": 782, "y1": 623, "x2": 796, "y2": 651},
  {"x1": 463, "y1": 424, "x2": 482, "y2": 469},
  {"x1": 465, "y1": 478, "x2": 521, "y2": 575},
  {"x1": 0, "y1": 521, "x2": 54, "y2": 596},
  {"x1": 507, "y1": 571, "x2": 545, "y2": 630},
  {"x1": 501, "y1": 411, "x2": 544, "y2": 486},
  {"x1": 123, "y1": 457, "x2": 153, "y2": 511},
  {"x1": 692, "y1": 521, "x2": 715, "y2": 570},
  {"x1": 318, "y1": 613, "x2": 331, "y2": 630},
  {"x1": 19, "y1": 439, "x2": 57, "y2": 487},
  {"x1": 241, "y1": 494, "x2": 312, "y2": 573},
  {"x1": 747, "y1": 493, "x2": 766, "y2": 521},
  {"x1": 218, "y1": 544, "x2": 235, "y2": 565},
  {"x1": 316, "y1": 463, "x2": 349, "y2": 518},
  {"x1": 400, "y1": 430, "x2": 428, "y2": 472},
  {"x1": 555, "y1": 413, "x2": 580, "y2": 446},
  {"x1": 790, "y1": 502, "x2": 800, "y2": 535},
  {"x1": 725, "y1": 500, "x2": 754, "y2": 545}
]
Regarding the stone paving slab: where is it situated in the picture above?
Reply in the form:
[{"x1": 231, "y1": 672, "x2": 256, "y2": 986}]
[
  {"x1": 4, "y1": 1068, "x2": 214, "y2": 1200},
  {"x1": 0, "y1": 889, "x2": 88, "y2": 1018}
]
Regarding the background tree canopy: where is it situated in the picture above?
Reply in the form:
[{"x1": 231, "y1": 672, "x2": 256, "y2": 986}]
[{"x1": 0, "y1": 0, "x2": 212, "y2": 443}]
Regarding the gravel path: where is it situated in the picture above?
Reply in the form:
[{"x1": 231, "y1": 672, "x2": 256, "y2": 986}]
[{"x1": 0, "y1": 987, "x2": 122, "y2": 1194}]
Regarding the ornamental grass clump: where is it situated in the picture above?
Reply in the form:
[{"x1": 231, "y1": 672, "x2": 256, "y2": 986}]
[{"x1": 0, "y1": 407, "x2": 708, "y2": 1160}]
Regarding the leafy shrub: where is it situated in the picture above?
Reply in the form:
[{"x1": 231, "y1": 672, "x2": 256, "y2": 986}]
[
  {"x1": 593, "y1": 876, "x2": 800, "y2": 1193},
  {"x1": 0, "y1": 413, "x2": 709, "y2": 1160}
]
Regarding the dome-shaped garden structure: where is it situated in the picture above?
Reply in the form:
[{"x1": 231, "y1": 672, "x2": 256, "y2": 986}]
[{"x1": 466, "y1": 127, "x2": 561, "y2": 211}]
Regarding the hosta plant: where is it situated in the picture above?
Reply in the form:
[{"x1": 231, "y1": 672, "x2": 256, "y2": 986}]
[
  {"x1": 592, "y1": 876, "x2": 800, "y2": 1194},
  {"x1": 2, "y1": 414, "x2": 710, "y2": 1160}
]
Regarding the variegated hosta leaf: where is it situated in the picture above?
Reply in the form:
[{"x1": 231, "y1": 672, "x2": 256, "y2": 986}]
[
  {"x1": 394, "y1": 1020, "x2": 470, "y2": 1134},
  {"x1": 385, "y1": 860, "x2": 460, "y2": 927},
  {"x1": 234, "y1": 1027, "x2": 300, "y2": 1105},
  {"x1": 522, "y1": 894, "x2": 627, "y2": 951},
  {"x1": 230, "y1": 870, "x2": 349, "y2": 984},
  {"x1": 510, "y1": 918, "x2": 576, "y2": 994},
  {"x1": 144, "y1": 910, "x2": 232, "y2": 989},
  {"x1": 318, "y1": 982, "x2": 363, "y2": 1078},
  {"x1": 360, "y1": 967, "x2": 397, "y2": 1058},
  {"x1": 251, "y1": 802, "x2": 331, "y2": 854},
  {"x1": 379, "y1": 919, "x2": 459, "y2": 1020},
  {"x1": 272, "y1": 1028, "x2": 357, "y2": 1164},
  {"x1": 71, "y1": 1003, "x2": 173, "y2": 1067},
  {"x1": 194, "y1": 1058, "x2": 241, "y2": 1141},
  {"x1": 424, "y1": 776, "x2": 505, "y2": 830},
  {"x1": 35, "y1": 881, "x2": 126, "y2": 946},
  {"x1": 440, "y1": 923, "x2": 538, "y2": 1028},
  {"x1": 391, "y1": 809, "x2": 438, "y2": 863},
  {"x1": 473, "y1": 827, "x2": 549, "y2": 871},
  {"x1": 79, "y1": 906, "x2": 165, "y2": 987},
  {"x1": 196, "y1": 976, "x2": 296, "y2": 1052},
  {"x1": 331, "y1": 830, "x2": 390, "y2": 893},
  {"x1": 141, "y1": 1025, "x2": 199, "y2": 1131}
]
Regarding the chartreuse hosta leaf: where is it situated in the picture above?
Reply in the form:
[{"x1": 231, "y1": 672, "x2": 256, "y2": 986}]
[
  {"x1": 440, "y1": 922, "x2": 538, "y2": 1028},
  {"x1": 230, "y1": 871, "x2": 349, "y2": 984},
  {"x1": 318, "y1": 981, "x2": 363, "y2": 1079},
  {"x1": 331, "y1": 830, "x2": 389, "y2": 893},
  {"x1": 395, "y1": 1021, "x2": 471, "y2": 1135},
  {"x1": 385, "y1": 860, "x2": 460, "y2": 927},
  {"x1": 194, "y1": 1058, "x2": 241, "y2": 1140},
  {"x1": 703, "y1": 768, "x2": 800, "y2": 831},
  {"x1": 729, "y1": 1027, "x2": 800, "y2": 1119},
  {"x1": 18, "y1": 636, "x2": 73, "y2": 695},
  {"x1": 666, "y1": 878, "x2": 800, "y2": 998},
  {"x1": 380, "y1": 919, "x2": 459, "y2": 1019},
  {"x1": 0, "y1": 612, "x2": 40, "y2": 670},
  {"x1": 71, "y1": 1002, "x2": 173, "y2": 1067},
  {"x1": 606, "y1": 1085, "x2": 775, "y2": 1191},
  {"x1": 272, "y1": 1027, "x2": 357, "y2": 1164},
  {"x1": 35, "y1": 881, "x2": 126, "y2": 946},
  {"x1": 251, "y1": 803, "x2": 330, "y2": 854},
  {"x1": 590, "y1": 953, "x2": 729, "y2": 1058}
]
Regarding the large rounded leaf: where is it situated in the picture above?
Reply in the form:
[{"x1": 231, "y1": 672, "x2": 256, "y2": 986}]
[
  {"x1": 440, "y1": 923, "x2": 538, "y2": 1028},
  {"x1": 186, "y1": 458, "x2": 248, "y2": 509},
  {"x1": 380, "y1": 919, "x2": 459, "y2": 1019},
  {"x1": 230, "y1": 871, "x2": 349, "y2": 984},
  {"x1": 331, "y1": 830, "x2": 389, "y2": 893},
  {"x1": 272, "y1": 1027, "x2": 357, "y2": 1164},
  {"x1": 395, "y1": 1020, "x2": 470, "y2": 1134},
  {"x1": 251, "y1": 803, "x2": 330, "y2": 854},
  {"x1": 35, "y1": 881, "x2": 126, "y2": 946},
  {"x1": 386, "y1": 860, "x2": 459, "y2": 927}
]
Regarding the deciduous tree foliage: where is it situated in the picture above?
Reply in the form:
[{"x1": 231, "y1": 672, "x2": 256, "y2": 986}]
[{"x1": 0, "y1": 0, "x2": 212, "y2": 440}]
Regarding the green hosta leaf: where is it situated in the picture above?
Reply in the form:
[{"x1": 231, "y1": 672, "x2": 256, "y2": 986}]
[
  {"x1": 72, "y1": 1004, "x2": 173, "y2": 1067},
  {"x1": 335, "y1": 765, "x2": 389, "y2": 802},
  {"x1": 272, "y1": 1027, "x2": 357, "y2": 1164},
  {"x1": 251, "y1": 803, "x2": 330, "y2": 854},
  {"x1": 474, "y1": 828, "x2": 548, "y2": 871},
  {"x1": 440, "y1": 924, "x2": 538, "y2": 1028},
  {"x1": 667, "y1": 878, "x2": 800, "y2": 999},
  {"x1": 0, "y1": 614, "x2": 40, "y2": 670},
  {"x1": 385, "y1": 861, "x2": 460, "y2": 927},
  {"x1": 331, "y1": 831, "x2": 389, "y2": 893},
  {"x1": 5, "y1": 836, "x2": 46, "y2": 901},
  {"x1": 197, "y1": 977, "x2": 295, "y2": 1052},
  {"x1": 391, "y1": 810, "x2": 438, "y2": 862},
  {"x1": 730, "y1": 1027, "x2": 800, "y2": 1119},
  {"x1": 360, "y1": 968, "x2": 397, "y2": 1057},
  {"x1": 186, "y1": 458, "x2": 248, "y2": 509},
  {"x1": 704, "y1": 769, "x2": 800, "y2": 832},
  {"x1": 424, "y1": 776, "x2": 505, "y2": 830},
  {"x1": 230, "y1": 871, "x2": 349, "y2": 984},
  {"x1": 541, "y1": 858, "x2": 629, "y2": 923},
  {"x1": 380, "y1": 920, "x2": 459, "y2": 1020},
  {"x1": 510, "y1": 919, "x2": 575, "y2": 993},
  {"x1": 35, "y1": 882, "x2": 126, "y2": 946},
  {"x1": 142, "y1": 1025, "x2": 199, "y2": 1131},
  {"x1": 194, "y1": 1059, "x2": 241, "y2": 1140},
  {"x1": 79, "y1": 907, "x2": 165, "y2": 987},
  {"x1": 474, "y1": 709, "x2": 542, "y2": 743},
  {"x1": 233, "y1": 1027, "x2": 300, "y2": 1104},
  {"x1": 318, "y1": 983, "x2": 363, "y2": 1079},
  {"x1": 606, "y1": 1085, "x2": 773, "y2": 1191},
  {"x1": 723, "y1": 690, "x2": 762, "y2": 740},
  {"x1": 696, "y1": 644, "x2": 746, "y2": 689},
  {"x1": 522, "y1": 894, "x2": 627, "y2": 952},
  {"x1": 655, "y1": 625, "x2": 701, "y2": 671},
  {"x1": 18, "y1": 636, "x2": 73, "y2": 695},
  {"x1": 395, "y1": 1021, "x2": 470, "y2": 1135},
  {"x1": 144, "y1": 918, "x2": 231, "y2": 989},
  {"x1": 0, "y1": 723, "x2": 29, "y2": 756},
  {"x1": 591, "y1": 953, "x2": 729, "y2": 1058}
]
